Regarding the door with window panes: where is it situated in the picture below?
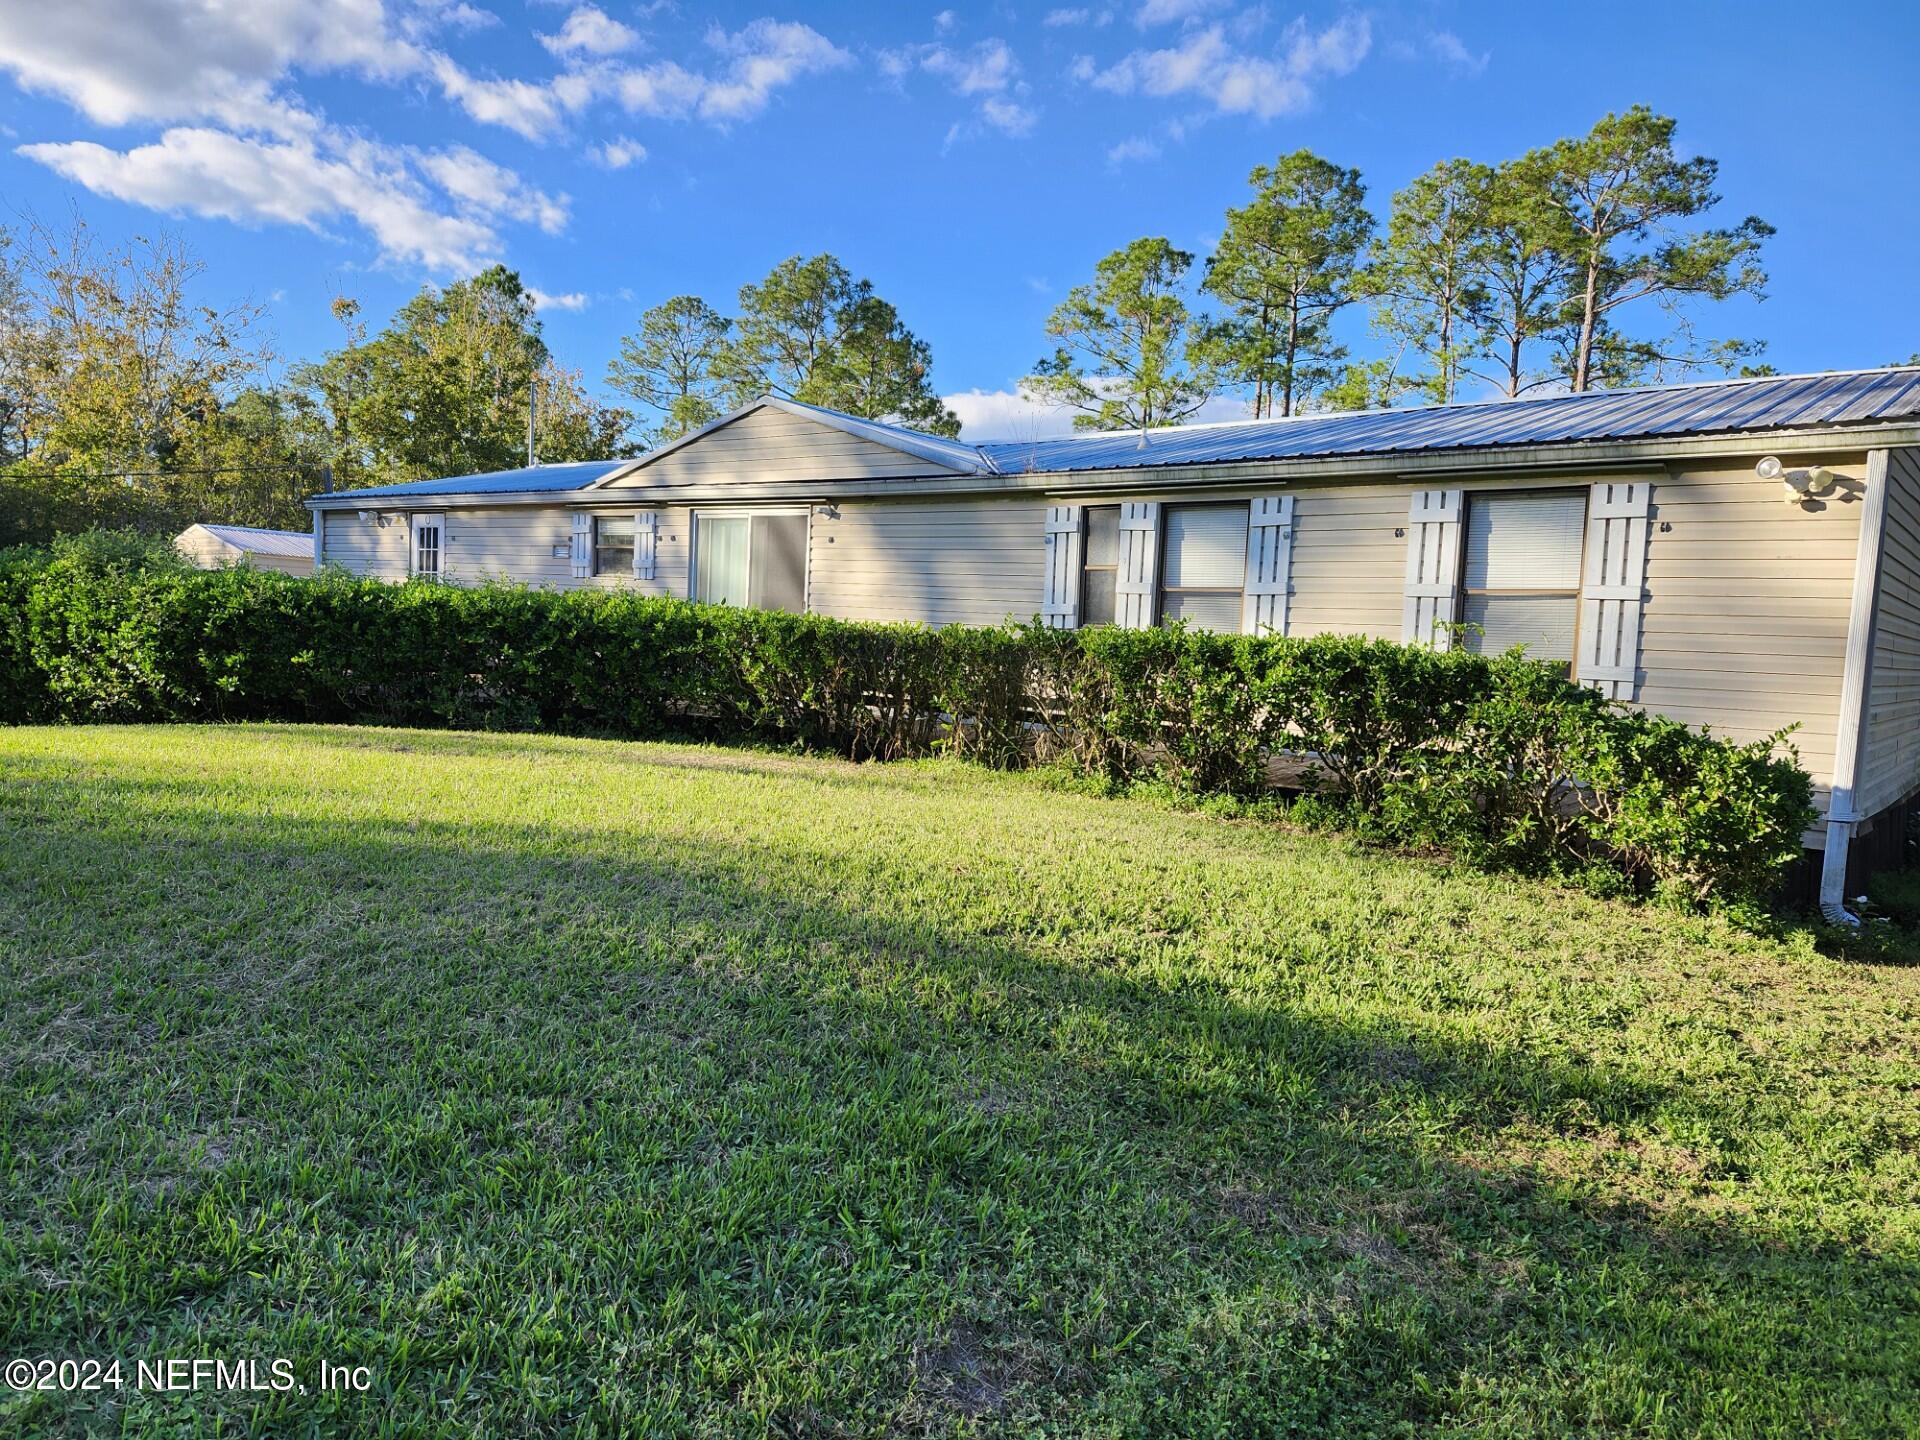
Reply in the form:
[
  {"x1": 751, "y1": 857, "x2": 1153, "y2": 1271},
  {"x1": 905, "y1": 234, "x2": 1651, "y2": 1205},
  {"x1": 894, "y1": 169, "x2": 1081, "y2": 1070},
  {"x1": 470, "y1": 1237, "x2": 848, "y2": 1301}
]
[
  {"x1": 410, "y1": 512, "x2": 442, "y2": 579},
  {"x1": 1460, "y1": 491, "x2": 1586, "y2": 663}
]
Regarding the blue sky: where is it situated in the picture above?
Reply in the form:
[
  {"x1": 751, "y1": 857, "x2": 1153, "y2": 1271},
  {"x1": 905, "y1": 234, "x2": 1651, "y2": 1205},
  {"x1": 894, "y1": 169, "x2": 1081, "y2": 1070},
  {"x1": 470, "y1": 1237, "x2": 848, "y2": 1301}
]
[{"x1": 2, "y1": 0, "x2": 1916, "y2": 437}]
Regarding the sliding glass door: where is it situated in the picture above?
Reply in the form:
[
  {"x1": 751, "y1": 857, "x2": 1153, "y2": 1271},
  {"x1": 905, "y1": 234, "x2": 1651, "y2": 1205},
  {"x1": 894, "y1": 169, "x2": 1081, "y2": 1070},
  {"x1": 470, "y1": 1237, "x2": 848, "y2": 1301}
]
[{"x1": 694, "y1": 512, "x2": 808, "y2": 612}]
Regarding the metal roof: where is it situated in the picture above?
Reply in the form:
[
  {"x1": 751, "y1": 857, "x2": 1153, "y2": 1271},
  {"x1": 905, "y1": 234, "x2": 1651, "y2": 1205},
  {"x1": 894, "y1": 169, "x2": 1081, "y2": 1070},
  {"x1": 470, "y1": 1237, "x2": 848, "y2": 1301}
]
[
  {"x1": 310, "y1": 368, "x2": 1920, "y2": 504},
  {"x1": 973, "y1": 367, "x2": 1920, "y2": 474},
  {"x1": 325, "y1": 458, "x2": 637, "y2": 500},
  {"x1": 194, "y1": 524, "x2": 314, "y2": 558}
]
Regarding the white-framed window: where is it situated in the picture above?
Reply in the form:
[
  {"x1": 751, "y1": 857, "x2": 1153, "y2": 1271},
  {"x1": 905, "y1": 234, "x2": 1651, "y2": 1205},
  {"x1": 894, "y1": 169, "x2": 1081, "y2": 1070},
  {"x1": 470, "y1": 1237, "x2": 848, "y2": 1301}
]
[
  {"x1": 1079, "y1": 505, "x2": 1121, "y2": 626},
  {"x1": 410, "y1": 512, "x2": 442, "y2": 579},
  {"x1": 692, "y1": 510, "x2": 808, "y2": 613},
  {"x1": 593, "y1": 515, "x2": 635, "y2": 576},
  {"x1": 1159, "y1": 503, "x2": 1249, "y2": 632},
  {"x1": 1460, "y1": 489, "x2": 1587, "y2": 661}
]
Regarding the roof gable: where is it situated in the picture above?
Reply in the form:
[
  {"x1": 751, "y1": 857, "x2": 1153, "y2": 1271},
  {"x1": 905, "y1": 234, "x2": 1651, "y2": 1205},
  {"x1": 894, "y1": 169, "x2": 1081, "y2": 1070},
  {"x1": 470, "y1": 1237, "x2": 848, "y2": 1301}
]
[{"x1": 602, "y1": 397, "x2": 994, "y2": 489}]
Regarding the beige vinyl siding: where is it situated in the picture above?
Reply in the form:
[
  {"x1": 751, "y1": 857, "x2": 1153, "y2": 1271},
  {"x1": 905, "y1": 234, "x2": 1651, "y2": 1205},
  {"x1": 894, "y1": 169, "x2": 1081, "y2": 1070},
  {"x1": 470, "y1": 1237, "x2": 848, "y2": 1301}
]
[
  {"x1": 1286, "y1": 486, "x2": 1408, "y2": 637},
  {"x1": 809, "y1": 499, "x2": 1046, "y2": 626},
  {"x1": 1857, "y1": 447, "x2": 1920, "y2": 817},
  {"x1": 1633, "y1": 460, "x2": 1863, "y2": 810},
  {"x1": 321, "y1": 510, "x2": 409, "y2": 580},
  {"x1": 440, "y1": 505, "x2": 692, "y2": 596},
  {"x1": 609, "y1": 406, "x2": 960, "y2": 488},
  {"x1": 1091, "y1": 465, "x2": 1859, "y2": 807}
]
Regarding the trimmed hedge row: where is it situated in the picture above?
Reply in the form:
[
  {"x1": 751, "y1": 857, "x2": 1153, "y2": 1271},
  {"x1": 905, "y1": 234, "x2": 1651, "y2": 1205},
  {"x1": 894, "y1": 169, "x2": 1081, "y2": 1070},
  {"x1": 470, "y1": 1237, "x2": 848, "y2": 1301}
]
[{"x1": 0, "y1": 541, "x2": 1817, "y2": 907}]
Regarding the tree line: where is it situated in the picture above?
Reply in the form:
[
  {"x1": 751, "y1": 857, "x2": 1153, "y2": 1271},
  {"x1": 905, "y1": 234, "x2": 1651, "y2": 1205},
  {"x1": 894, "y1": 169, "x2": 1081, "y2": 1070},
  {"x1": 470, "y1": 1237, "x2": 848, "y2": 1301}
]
[{"x1": 0, "y1": 105, "x2": 1774, "y2": 544}]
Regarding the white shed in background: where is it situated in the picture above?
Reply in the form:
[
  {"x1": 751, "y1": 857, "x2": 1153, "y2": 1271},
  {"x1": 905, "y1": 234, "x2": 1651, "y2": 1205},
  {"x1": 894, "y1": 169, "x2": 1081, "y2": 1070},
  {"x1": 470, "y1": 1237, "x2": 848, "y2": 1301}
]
[{"x1": 175, "y1": 523, "x2": 316, "y2": 576}]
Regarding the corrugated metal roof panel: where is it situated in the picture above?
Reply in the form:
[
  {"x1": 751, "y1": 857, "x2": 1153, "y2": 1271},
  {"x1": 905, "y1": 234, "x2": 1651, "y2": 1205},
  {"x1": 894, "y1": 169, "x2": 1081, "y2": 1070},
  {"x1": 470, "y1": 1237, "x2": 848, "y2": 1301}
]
[
  {"x1": 326, "y1": 459, "x2": 633, "y2": 500},
  {"x1": 974, "y1": 367, "x2": 1920, "y2": 474},
  {"x1": 198, "y1": 524, "x2": 314, "y2": 558}
]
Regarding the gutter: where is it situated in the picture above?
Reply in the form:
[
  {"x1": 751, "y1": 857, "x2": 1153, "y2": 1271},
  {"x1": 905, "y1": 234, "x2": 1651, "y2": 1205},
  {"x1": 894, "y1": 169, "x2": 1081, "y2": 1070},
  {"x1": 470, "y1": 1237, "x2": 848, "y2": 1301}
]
[{"x1": 1821, "y1": 447, "x2": 1892, "y2": 926}]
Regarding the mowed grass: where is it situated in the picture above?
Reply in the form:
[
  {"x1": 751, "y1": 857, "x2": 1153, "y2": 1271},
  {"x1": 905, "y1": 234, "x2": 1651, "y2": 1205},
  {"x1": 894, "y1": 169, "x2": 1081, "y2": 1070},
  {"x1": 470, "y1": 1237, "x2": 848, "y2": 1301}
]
[{"x1": 0, "y1": 726, "x2": 1916, "y2": 1438}]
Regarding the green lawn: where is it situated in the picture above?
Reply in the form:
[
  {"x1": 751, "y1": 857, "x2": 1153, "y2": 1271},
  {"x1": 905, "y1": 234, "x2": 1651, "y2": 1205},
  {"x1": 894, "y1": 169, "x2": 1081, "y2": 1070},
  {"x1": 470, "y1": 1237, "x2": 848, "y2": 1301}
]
[{"x1": 1, "y1": 725, "x2": 1915, "y2": 1437}]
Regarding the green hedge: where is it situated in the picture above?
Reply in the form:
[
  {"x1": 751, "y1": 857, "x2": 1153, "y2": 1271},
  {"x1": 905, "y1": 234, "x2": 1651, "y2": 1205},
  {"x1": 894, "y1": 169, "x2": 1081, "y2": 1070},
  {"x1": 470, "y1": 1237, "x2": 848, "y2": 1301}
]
[{"x1": 0, "y1": 543, "x2": 1817, "y2": 907}]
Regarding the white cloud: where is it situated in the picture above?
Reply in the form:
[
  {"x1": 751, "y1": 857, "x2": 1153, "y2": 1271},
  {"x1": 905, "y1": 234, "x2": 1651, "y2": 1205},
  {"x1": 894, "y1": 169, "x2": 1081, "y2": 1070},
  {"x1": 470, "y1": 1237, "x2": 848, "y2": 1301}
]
[
  {"x1": 528, "y1": 288, "x2": 590, "y2": 311},
  {"x1": 419, "y1": 145, "x2": 569, "y2": 232},
  {"x1": 1106, "y1": 134, "x2": 1160, "y2": 165},
  {"x1": 591, "y1": 135, "x2": 648, "y2": 168},
  {"x1": 1043, "y1": 8, "x2": 1099, "y2": 25},
  {"x1": 980, "y1": 96, "x2": 1037, "y2": 136},
  {"x1": 922, "y1": 38, "x2": 1017, "y2": 96},
  {"x1": 539, "y1": 5, "x2": 639, "y2": 57},
  {"x1": 945, "y1": 385, "x2": 1252, "y2": 440},
  {"x1": 1134, "y1": 0, "x2": 1221, "y2": 26},
  {"x1": 933, "y1": 9, "x2": 957, "y2": 33},
  {"x1": 1088, "y1": 14, "x2": 1370, "y2": 118},
  {"x1": 1425, "y1": 30, "x2": 1489, "y2": 76},
  {"x1": 1068, "y1": 54, "x2": 1098, "y2": 82},
  {"x1": 0, "y1": 0, "x2": 422, "y2": 133},
  {"x1": 429, "y1": 54, "x2": 581, "y2": 139},
  {"x1": 696, "y1": 19, "x2": 850, "y2": 121},
  {"x1": 892, "y1": 37, "x2": 1036, "y2": 141},
  {"x1": 19, "y1": 127, "x2": 499, "y2": 271}
]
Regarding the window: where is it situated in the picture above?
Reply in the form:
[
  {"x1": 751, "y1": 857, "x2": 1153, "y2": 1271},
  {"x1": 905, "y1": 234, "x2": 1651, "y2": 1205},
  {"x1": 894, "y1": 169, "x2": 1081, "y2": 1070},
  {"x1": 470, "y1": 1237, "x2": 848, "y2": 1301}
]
[
  {"x1": 1159, "y1": 503, "x2": 1248, "y2": 632},
  {"x1": 593, "y1": 515, "x2": 634, "y2": 576},
  {"x1": 1461, "y1": 490, "x2": 1586, "y2": 661},
  {"x1": 694, "y1": 512, "x2": 808, "y2": 612},
  {"x1": 411, "y1": 514, "x2": 441, "y2": 578},
  {"x1": 1081, "y1": 505, "x2": 1120, "y2": 626}
]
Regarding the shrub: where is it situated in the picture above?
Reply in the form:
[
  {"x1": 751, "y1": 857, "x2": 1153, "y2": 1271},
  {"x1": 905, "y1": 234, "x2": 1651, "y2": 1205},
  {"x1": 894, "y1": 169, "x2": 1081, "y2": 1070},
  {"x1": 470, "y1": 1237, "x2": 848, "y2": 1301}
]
[{"x1": 0, "y1": 564, "x2": 1817, "y2": 907}]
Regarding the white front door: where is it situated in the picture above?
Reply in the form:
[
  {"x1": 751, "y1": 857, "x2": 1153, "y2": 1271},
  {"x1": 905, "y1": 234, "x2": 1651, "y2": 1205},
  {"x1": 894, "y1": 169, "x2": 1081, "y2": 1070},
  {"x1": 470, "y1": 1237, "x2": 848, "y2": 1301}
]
[{"x1": 411, "y1": 512, "x2": 443, "y2": 579}]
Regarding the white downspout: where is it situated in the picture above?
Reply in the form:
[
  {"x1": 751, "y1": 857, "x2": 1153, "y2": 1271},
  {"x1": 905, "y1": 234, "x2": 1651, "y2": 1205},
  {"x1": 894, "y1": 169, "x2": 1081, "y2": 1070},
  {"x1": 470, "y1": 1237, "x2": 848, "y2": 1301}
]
[{"x1": 1821, "y1": 448, "x2": 1891, "y2": 925}]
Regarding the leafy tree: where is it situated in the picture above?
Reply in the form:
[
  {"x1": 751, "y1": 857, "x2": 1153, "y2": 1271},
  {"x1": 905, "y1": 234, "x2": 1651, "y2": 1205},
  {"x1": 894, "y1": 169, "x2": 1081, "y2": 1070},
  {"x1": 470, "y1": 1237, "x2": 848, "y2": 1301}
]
[
  {"x1": 304, "y1": 266, "x2": 631, "y2": 485},
  {"x1": 0, "y1": 214, "x2": 272, "y2": 542},
  {"x1": 1462, "y1": 160, "x2": 1579, "y2": 397},
  {"x1": 532, "y1": 361, "x2": 640, "y2": 461},
  {"x1": 606, "y1": 295, "x2": 732, "y2": 444},
  {"x1": 1367, "y1": 159, "x2": 1493, "y2": 404},
  {"x1": 720, "y1": 254, "x2": 852, "y2": 406},
  {"x1": 1027, "y1": 237, "x2": 1218, "y2": 431},
  {"x1": 815, "y1": 293, "x2": 959, "y2": 436},
  {"x1": 1527, "y1": 106, "x2": 1772, "y2": 391},
  {"x1": 719, "y1": 255, "x2": 957, "y2": 434},
  {"x1": 1199, "y1": 151, "x2": 1372, "y2": 417},
  {"x1": 1321, "y1": 354, "x2": 1420, "y2": 413}
]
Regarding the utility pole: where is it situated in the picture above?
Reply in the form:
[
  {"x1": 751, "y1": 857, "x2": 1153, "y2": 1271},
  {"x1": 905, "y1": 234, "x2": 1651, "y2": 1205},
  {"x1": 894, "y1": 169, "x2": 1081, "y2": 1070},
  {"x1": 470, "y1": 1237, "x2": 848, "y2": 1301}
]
[{"x1": 527, "y1": 372, "x2": 537, "y2": 467}]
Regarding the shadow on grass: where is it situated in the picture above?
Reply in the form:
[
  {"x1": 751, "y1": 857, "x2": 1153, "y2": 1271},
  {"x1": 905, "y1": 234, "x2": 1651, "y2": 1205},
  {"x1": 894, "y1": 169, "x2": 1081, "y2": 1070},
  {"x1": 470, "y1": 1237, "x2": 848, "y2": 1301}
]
[{"x1": 0, "y1": 739, "x2": 1914, "y2": 1437}]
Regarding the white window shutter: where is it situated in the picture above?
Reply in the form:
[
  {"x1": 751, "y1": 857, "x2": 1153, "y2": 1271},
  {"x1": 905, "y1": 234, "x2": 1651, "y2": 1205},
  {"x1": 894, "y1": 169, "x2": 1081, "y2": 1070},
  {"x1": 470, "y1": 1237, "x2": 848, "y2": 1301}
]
[
  {"x1": 1041, "y1": 505, "x2": 1083, "y2": 629},
  {"x1": 1576, "y1": 479, "x2": 1653, "y2": 699},
  {"x1": 1116, "y1": 501, "x2": 1161, "y2": 629},
  {"x1": 634, "y1": 510, "x2": 658, "y2": 581},
  {"x1": 570, "y1": 511, "x2": 591, "y2": 580},
  {"x1": 1243, "y1": 494, "x2": 1294, "y2": 636},
  {"x1": 1402, "y1": 489, "x2": 1463, "y2": 649}
]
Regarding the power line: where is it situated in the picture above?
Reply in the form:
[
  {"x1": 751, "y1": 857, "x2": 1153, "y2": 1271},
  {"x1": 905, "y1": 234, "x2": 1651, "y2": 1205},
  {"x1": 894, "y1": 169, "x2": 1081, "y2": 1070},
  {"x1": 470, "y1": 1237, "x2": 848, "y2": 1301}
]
[{"x1": 2, "y1": 462, "x2": 323, "y2": 481}]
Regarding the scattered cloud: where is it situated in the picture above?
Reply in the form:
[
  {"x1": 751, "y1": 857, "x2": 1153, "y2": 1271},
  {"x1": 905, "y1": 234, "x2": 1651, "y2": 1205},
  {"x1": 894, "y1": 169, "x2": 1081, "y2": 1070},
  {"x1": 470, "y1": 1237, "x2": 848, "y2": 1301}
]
[
  {"x1": 1043, "y1": 8, "x2": 1111, "y2": 26},
  {"x1": 1106, "y1": 134, "x2": 1161, "y2": 165},
  {"x1": 528, "y1": 287, "x2": 590, "y2": 311},
  {"x1": 944, "y1": 385, "x2": 1252, "y2": 440},
  {"x1": 696, "y1": 19, "x2": 851, "y2": 121},
  {"x1": 1424, "y1": 30, "x2": 1490, "y2": 76},
  {"x1": 591, "y1": 135, "x2": 648, "y2": 168},
  {"x1": 933, "y1": 9, "x2": 958, "y2": 33},
  {"x1": 418, "y1": 144, "x2": 569, "y2": 232},
  {"x1": 886, "y1": 36, "x2": 1036, "y2": 141},
  {"x1": 1068, "y1": 54, "x2": 1098, "y2": 82},
  {"x1": 18, "y1": 127, "x2": 500, "y2": 271},
  {"x1": 1087, "y1": 14, "x2": 1370, "y2": 118},
  {"x1": 1134, "y1": 0, "x2": 1222, "y2": 27},
  {"x1": 538, "y1": 5, "x2": 640, "y2": 58}
]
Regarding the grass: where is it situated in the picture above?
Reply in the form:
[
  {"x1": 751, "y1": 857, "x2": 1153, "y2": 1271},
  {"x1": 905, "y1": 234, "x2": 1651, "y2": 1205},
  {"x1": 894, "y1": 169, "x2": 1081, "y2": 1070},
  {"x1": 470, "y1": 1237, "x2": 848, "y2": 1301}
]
[{"x1": 0, "y1": 724, "x2": 1915, "y2": 1438}]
